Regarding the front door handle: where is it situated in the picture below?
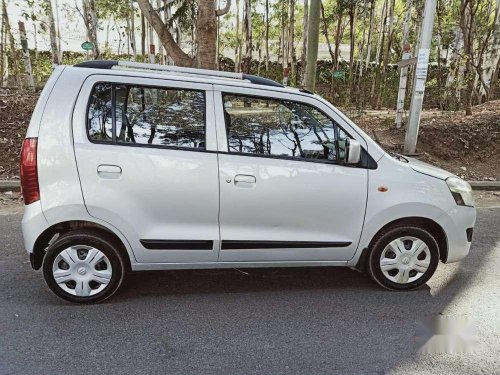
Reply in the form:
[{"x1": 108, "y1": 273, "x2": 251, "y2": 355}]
[
  {"x1": 97, "y1": 164, "x2": 122, "y2": 179},
  {"x1": 234, "y1": 174, "x2": 256, "y2": 186}
]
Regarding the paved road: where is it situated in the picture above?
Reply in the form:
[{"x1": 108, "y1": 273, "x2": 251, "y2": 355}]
[{"x1": 0, "y1": 209, "x2": 499, "y2": 375}]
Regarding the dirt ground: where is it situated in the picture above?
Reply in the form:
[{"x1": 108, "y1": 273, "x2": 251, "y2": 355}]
[
  {"x1": 0, "y1": 88, "x2": 499, "y2": 181},
  {"x1": 350, "y1": 100, "x2": 500, "y2": 180},
  {"x1": 0, "y1": 88, "x2": 39, "y2": 179}
]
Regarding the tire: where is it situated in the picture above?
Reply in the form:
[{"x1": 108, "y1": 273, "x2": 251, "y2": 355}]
[
  {"x1": 42, "y1": 230, "x2": 125, "y2": 303},
  {"x1": 367, "y1": 225, "x2": 440, "y2": 291}
]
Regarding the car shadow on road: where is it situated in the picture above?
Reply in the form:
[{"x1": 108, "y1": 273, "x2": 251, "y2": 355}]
[{"x1": 119, "y1": 266, "x2": 382, "y2": 298}]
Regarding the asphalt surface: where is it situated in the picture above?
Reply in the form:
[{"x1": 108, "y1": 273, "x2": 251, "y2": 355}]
[{"x1": 0, "y1": 209, "x2": 499, "y2": 375}]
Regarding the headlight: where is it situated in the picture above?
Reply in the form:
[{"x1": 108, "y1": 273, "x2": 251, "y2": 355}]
[{"x1": 446, "y1": 177, "x2": 474, "y2": 207}]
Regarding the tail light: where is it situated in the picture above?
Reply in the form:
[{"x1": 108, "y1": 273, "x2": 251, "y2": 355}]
[{"x1": 20, "y1": 138, "x2": 40, "y2": 204}]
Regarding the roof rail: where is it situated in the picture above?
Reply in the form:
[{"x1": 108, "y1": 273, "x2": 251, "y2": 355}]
[{"x1": 74, "y1": 60, "x2": 284, "y2": 88}]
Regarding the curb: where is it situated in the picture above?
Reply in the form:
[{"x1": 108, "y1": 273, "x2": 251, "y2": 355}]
[
  {"x1": 0, "y1": 180, "x2": 21, "y2": 192},
  {"x1": 468, "y1": 181, "x2": 500, "y2": 191},
  {"x1": 1, "y1": 179, "x2": 499, "y2": 192}
]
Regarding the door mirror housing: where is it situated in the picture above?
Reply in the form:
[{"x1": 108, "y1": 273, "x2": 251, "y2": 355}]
[{"x1": 344, "y1": 138, "x2": 361, "y2": 165}]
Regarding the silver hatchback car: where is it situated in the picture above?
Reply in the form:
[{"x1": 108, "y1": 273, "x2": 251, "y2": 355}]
[{"x1": 21, "y1": 61, "x2": 476, "y2": 303}]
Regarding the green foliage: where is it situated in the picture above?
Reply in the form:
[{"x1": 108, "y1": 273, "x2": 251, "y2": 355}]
[{"x1": 10, "y1": 0, "x2": 500, "y2": 110}]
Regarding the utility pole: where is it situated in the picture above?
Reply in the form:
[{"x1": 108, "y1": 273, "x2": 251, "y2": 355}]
[
  {"x1": 395, "y1": 0, "x2": 413, "y2": 128},
  {"x1": 404, "y1": 0, "x2": 437, "y2": 154}
]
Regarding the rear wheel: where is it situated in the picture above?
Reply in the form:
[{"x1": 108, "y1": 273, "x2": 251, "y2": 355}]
[
  {"x1": 42, "y1": 230, "x2": 125, "y2": 303},
  {"x1": 367, "y1": 225, "x2": 440, "y2": 290}
]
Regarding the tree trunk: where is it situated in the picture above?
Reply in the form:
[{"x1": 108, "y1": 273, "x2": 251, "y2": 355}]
[
  {"x1": 321, "y1": 4, "x2": 335, "y2": 62},
  {"x1": 2, "y1": 0, "x2": 19, "y2": 84},
  {"x1": 138, "y1": 0, "x2": 228, "y2": 69},
  {"x1": 365, "y1": 0, "x2": 375, "y2": 67},
  {"x1": 289, "y1": 0, "x2": 296, "y2": 84},
  {"x1": 376, "y1": 0, "x2": 395, "y2": 108},
  {"x1": 265, "y1": 0, "x2": 270, "y2": 72},
  {"x1": 148, "y1": 19, "x2": 155, "y2": 63},
  {"x1": 357, "y1": 4, "x2": 368, "y2": 82},
  {"x1": 395, "y1": 0, "x2": 413, "y2": 127},
  {"x1": 436, "y1": 0, "x2": 443, "y2": 107},
  {"x1": 165, "y1": 0, "x2": 174, "y2": 64},
  {"x1": 196, "y1": 0, "x2": 218, "y2": 69},
  {"x1": 43, "y1": 0, "x2": 61, "y2": 64},
  {"x1": 137, "y1": 0, "x2": 194, "y2": 66},
  {"x1": 282, "y1": 0, "x2": 289, "y2": 75},
  {"x1": 18, "y1": 21, "x2": 35, "y2": 90},
  {"x1": 129, "y1": 0, "x2": 137, "y2": 58},
  {"x1": 370, "y1": 0, "x2": 387, "y2": 108},
  {"x1": 460, "y1": 0, "x2": 474, "y2": 115},
  {"x1": 483, "y1": 0, "x2": 500, "y2": 100},
  {"x1": 348, "y1": 4, "x2": 356, "y2": 100},
  {"x1": 33, "y1": 23, "x2": 38, "y2": 60},
  {"x1": 303, "y1": 0, "x2": 321, "y2": 90},
  {"x1": 333, "y1": 16, "x2": 343, "y2": 71},
  {"x1": 156, "y1": 0, "x2": 164, "y2": 63},
  {"x1": 321, "y1": 4, "x2": 340, "y2": 101},
  {"x1": 348, "y1": 5, "x2": 355, "y2": 75},
  {"x1": 141, "y1": 13, "x2": 146, "y2": 56},
  {"x1": 82, "y1": 0, "x2": 100, "y2": 59},
  {"x1": 300, "y1": 0, "x2": 309, "y2": 84},
  {"x1": 243, "y1": 0, "x2": 252, "y2": 72},
  {"x1": 1, "y1": 8, "x2": 5, "y2": 86},
  {"x1": 235, "y1": 0, "x2": 241, "y2": 72},
  {"x1": 488, "y1": 55, "x2": 500, "y2": 100}
]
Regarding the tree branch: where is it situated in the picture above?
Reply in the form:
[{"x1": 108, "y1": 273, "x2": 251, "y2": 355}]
[
  {"x1": 216, "y1": 0, "x2": 232, "y2": 16},
  {"x1": 136, "y1": 0, "x2": 194, "y2": 66}
]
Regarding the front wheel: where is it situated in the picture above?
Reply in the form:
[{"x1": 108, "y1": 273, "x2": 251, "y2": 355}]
[
  {"x1": 367, "y1": 225, "x2": 440, "y2": 291},
  {"x1": 42, "y1": 230, "x2": 125, "y2": 303}
]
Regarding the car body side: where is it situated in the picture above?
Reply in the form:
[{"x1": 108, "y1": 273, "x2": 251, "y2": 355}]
[{"x1": 22, "y1": 66, "x2": 476, "y2": 271}]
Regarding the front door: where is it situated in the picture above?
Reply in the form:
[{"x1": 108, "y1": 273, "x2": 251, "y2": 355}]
[
  {"x1": 214, "y1": 88, "x2": 368, "y2": 262},
  {"x1": 73, "y1": 76, "x2": 220, "y2": 263}
]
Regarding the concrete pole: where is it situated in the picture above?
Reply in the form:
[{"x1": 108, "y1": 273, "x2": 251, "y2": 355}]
[
  {"x1": 156, "y1": 0, "x2": 164, "y2": 63},
  {"x1": 404, "y1": 0, "x2": 437, "y2": 154},
  {"x1": 395, "y1": 0, "x2": 413, "y2": 128}
]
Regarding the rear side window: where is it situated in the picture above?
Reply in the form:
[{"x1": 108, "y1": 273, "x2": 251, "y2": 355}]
[
  {"x1": 223, "y1": 94, "x2": 348, "y2": 162},
  {"x1": 87, "y1": 83, "x2": 206, "y2": 149},
  {"x1": 87, "y1": 83, "x2": 112, "y2": 141}
]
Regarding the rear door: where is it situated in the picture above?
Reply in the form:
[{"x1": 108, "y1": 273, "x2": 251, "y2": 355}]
[
  {"x1": 214, "y1": 86, "x2": 368, "y2": 262},
  {"x1": 72, "y1": 75, "x2": 220, "y2": 264}
]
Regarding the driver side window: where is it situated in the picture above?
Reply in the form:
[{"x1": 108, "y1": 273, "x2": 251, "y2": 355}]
[{"x1": 223, "y1": 94, "x2": 348, "y2": 162}]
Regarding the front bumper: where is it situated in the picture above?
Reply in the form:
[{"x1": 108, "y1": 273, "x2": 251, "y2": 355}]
[{"x1": 436, "y1": 205, "x2": 476, "y2": 263}]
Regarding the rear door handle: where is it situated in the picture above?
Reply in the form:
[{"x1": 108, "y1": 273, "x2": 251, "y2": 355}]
[
  {"x1": 97, "y1": 164, "x2": 122, "y2": 179},
  {"x1": 234, "y1": 174, "x2": 256, "y2": 186}
]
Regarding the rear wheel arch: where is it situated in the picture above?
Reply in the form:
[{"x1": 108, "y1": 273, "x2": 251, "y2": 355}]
[{"x1": 32, "y1": 221, "x2": 132, "y2": 271}]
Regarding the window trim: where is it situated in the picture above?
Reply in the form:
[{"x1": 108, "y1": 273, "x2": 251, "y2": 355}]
[
  {"x1": 86, "y1": 81, "x2": 208, "y2": 152},
  {"x1": 222, "y1": 92, "x2": 355, "y2": 166}
]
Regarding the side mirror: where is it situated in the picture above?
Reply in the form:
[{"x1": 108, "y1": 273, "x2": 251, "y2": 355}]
[{"x1": 345, "y1": 138, "x2": 361, "y2": 165}]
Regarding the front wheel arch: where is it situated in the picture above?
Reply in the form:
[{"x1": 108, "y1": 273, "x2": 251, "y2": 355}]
[{"x1": 356, "y1": 217, "x2": 448, "y2": 271}]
